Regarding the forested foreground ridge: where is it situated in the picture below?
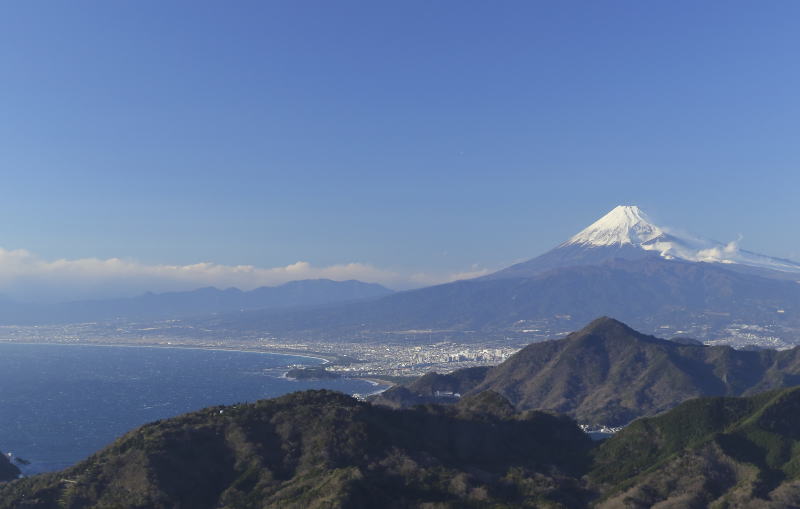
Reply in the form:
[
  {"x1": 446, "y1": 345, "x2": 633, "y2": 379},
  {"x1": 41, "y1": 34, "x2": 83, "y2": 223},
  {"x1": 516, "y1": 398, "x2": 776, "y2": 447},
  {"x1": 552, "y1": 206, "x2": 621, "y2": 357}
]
[
  {"x1": 0, "y1": 390, "x2": 593, "y2": 508},
  {"x1": 5, "y1": 387, "x2": 800, "y2": 507}
]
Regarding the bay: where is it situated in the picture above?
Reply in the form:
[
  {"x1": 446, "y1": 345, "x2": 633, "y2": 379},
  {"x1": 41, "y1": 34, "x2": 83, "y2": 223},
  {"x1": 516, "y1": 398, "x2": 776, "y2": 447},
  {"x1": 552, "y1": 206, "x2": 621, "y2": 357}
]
[{"x1": 0, "y1": 342, "x2": 383, "y2": 474}]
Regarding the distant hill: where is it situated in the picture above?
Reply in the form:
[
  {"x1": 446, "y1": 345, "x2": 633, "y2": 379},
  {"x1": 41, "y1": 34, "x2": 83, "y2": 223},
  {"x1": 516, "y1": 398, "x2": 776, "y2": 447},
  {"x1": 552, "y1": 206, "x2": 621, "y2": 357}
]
[
  {"x1": 0, "y1": 279, "x2": 393, "y2": 325},
  {"x1": 0, "y1": 390, "x2": 594, "y2": 508},
  {"x1": 374, "y1": 317, "x2": 800, "y2": 425},
  {"x1": 591, "y1": 386, "x2": 800, "y2": 507}
]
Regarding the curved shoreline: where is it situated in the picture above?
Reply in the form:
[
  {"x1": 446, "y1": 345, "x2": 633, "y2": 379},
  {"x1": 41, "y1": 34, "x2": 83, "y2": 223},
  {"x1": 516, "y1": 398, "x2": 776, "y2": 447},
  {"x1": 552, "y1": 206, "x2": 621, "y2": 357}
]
[
  {"x1": 357, "y1": 377, "x2": 396, "y2": 388},
  {"x1": 0, "y1": 339, "x2": 402, "y2": 393},
  {"x1": 0, "y1": 340, "x2": 401, "y2": 396},
  {"x1": 0, "y1": 340, "x2": 333, "y2": 365},
  {"x1": 0, "y1": 340, "x2": 400, "y2": 391}
]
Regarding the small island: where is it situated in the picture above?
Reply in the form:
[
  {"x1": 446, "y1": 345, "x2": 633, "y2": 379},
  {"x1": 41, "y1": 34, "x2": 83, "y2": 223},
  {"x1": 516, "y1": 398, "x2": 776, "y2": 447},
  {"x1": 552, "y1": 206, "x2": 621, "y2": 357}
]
[{"x1": 285, "y1": 366, "x2": 341, "y2": 380}]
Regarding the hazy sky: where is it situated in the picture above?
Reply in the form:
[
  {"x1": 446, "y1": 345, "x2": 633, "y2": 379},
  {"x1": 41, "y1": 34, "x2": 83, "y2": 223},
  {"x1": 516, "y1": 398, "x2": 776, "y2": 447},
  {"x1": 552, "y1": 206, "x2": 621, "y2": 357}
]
[{"x1": 2, "y1": 1, "x2": 799, "y2": 299}]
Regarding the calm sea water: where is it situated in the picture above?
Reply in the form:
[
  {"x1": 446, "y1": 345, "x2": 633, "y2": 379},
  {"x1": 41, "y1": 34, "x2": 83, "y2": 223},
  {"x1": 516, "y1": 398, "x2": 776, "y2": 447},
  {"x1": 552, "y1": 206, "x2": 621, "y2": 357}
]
[{"x1": 0, "y1": 342, "x2": 383, "y2": 474}]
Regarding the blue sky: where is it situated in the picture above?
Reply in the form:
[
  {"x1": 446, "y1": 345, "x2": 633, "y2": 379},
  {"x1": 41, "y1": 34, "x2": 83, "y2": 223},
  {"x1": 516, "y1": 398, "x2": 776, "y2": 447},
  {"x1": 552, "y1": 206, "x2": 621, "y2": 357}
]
[{"x1": 1, "y1": 1, "x2": 799, "y2": 298}]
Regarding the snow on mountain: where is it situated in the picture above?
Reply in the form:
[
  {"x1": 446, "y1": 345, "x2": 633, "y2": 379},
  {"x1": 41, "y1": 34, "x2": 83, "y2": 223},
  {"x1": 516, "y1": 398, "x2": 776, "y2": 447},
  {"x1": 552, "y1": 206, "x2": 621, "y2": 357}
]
[
  {"x1": 579, "y1": 206, "x2": 800, "y2": 274},
  {"x1": 489, "y1": 205, "x2": 800, "y2": 279},
  {"x1": 565, "y1": 205, "x2": 663, "y2": 247}
]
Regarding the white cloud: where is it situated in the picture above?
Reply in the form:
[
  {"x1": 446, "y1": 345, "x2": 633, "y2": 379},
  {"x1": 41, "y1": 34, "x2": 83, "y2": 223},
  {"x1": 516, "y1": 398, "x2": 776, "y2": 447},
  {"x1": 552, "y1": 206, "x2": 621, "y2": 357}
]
[
  {"x1": 696, "y1": 235, "x2": 742, "y2": 264},
  {"x1": 0, "y1": 247, "x2": 492, "y2": 302},
  {"x1": 408, "y1": 265, "x2": 492, "y2": 286}
]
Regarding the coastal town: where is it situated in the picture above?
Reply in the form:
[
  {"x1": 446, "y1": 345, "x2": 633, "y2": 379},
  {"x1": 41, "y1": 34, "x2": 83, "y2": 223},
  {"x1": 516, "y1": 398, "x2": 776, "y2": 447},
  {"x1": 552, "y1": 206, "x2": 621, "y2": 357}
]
[{"x1": 1, "y1": 316, "x2": 796, "y2": 384}]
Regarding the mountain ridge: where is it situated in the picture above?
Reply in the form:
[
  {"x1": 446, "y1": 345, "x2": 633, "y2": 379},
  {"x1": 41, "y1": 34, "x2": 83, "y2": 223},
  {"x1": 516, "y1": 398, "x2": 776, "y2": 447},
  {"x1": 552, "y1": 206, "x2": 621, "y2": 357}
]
[
  {"x1": 0, "y1": 279, "x2": 393, "y2": 325},
  {"x1": 8, "y1": 387, "x2": 800, "y2": 507},
  {"x1": 215, "y1": 258, "x2": 800, "y2": 344},
  {"x1": 0, "y1": 390, "x2": 594, "y2": 508},
  {"x1": 591, "y1": 386, "x2": 800, "y2": 507},
  {"x1": 374, "y1": 317, "x2": 800, "y2": 425}
]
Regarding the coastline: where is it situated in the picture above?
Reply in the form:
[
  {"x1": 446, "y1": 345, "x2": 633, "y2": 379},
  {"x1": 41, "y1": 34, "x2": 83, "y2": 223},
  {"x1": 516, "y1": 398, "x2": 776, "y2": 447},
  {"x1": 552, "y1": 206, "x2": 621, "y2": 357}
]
[
  {"x1": 0, "y1": 340, "x2": 406, "y2": 391},
  {"x1": 0, "y1": 340, "x2": 406, "y2": 395},
  {"x1": 355, "y1": 376, "x2": 397, "y2": 388},
  {"x1": 0, "y1": 339, "x2": 338, "y2": 365}
]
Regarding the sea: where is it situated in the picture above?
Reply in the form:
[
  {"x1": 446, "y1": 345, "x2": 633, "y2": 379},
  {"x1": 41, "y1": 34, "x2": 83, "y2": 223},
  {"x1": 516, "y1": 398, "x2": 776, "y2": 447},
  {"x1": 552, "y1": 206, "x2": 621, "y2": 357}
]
[{"x1": 0, "y1": 342, "x2": 385, "y2": 475}]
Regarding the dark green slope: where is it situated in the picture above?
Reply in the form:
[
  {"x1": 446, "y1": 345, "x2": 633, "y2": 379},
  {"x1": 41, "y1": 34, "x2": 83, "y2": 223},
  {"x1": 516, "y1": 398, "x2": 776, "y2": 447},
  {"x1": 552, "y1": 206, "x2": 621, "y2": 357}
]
[
  {"x1": 375, "y1": 317, "x2": 800, "y2": 425},
  {"x1": 0, "y1": 390, "x2": 593, "y2": 509},
  {"x1": 10, "y1": 387, "x2": 800, "y2": 507},
  {"x1": 376, "y1": 367, "x2": 492, "y2": 409},
  {"x1": 591, "y1": 387, "x2": 800, "y2": 508}
]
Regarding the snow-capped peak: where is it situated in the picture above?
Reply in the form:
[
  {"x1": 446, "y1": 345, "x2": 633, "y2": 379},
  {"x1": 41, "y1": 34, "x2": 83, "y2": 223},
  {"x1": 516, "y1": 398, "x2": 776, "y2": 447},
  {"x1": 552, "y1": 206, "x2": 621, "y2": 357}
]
[
  {"x1": 485, "y1": 204, "x2": 800, "y2": 280},
  {"x1": 562, "y1": 205, "x2": 800, "y2": 275},
  {"x1": 565, "y1": 205, "x2": 664, "y2": 247}
]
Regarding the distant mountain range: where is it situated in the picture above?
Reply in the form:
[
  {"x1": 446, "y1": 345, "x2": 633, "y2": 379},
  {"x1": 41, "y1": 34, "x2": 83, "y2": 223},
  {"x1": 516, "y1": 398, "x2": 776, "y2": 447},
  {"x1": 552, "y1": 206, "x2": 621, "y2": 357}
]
[
  {"x1": 210, "y1": 206, "x2": 800, "y2": 344},
  {"x1": 0, "y1": 279, "x2": 393, "y2": 325},
  {"x1": 7, "y1": 386, "x2": 800, "y2": 507},
  {"x1": 374, "y1": 317, "x2": 800, "y2": 425},
  {"x1": 221, "y1": 257, "x2": 800, "y2": 340},
  {"x1": 4, "y1": 205, "x2": 799, "y2": 346}
]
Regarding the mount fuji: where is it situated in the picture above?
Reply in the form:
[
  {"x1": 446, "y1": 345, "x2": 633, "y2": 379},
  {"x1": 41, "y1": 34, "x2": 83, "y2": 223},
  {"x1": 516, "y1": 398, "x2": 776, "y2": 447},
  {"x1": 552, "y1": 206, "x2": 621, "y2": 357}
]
[
  {"x1": 213, "y1": 205, "x2": 800, "y2": 347},
  {"x1": 488, "y1": 205, "x2": 800, "y2": 280}
]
